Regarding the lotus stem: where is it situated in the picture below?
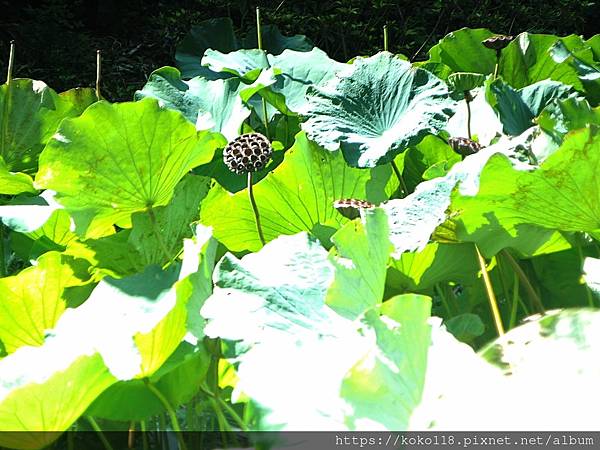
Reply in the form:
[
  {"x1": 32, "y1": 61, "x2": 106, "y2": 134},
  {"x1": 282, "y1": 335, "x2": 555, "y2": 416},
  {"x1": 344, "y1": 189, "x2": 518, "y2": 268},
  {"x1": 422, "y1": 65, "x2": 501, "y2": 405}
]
[
  {"x1": 509, "y1": 271, "x2": 520, "y2": 329},
  {"x1": 144, "y1": 379, "x2": 188, "y2": 450},
  {"x1": 465, "y1": 92, "x2": 472, "y2": 139},
  {"x1": 475, "y1": 245, "x2": 505, "y2": 336},
  {"x1": 255, "y1": 7, "x2": 270, "y2": 139},
  {"x1": 96, "y1": 50, "x2": 101, "y2": 101},
  {"x1": 248, "y1": 172, "x2": 266, "y2": 246},
  {"x1": 86, "y1": 416, "x2": 115, "y2": 450},
  {"x1": 6, "y1": 40, "x2": 15, "y2": 84},
  {"x1": 493, "y1": 49, "x2": 500, "y2": 79},
  {"x1": 0, "y1": 224, "x2": 6, "y2": 277},
  {"x1": 390, "y1": 160, "x2": 408, "y2": 198},
  {"x1": 501, "y1": 249, "x2": 545, "y2": 314},
  {"x1": 146, "y1": 206, "x2": 172, "y2": 262},
  {"x1": 383, "y1": 25, "x2": 389, "y2": 52},
  {"x1": 128, "y1": 421, "x2": 135, "y2": 449}
]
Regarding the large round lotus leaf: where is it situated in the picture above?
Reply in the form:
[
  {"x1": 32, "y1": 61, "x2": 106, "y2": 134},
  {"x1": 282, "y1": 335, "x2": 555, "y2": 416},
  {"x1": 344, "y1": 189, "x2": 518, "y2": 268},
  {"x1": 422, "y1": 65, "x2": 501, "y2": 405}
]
[
  {"x1": 0, "y1": 79, "x2": 78, "y2": 175},
  {"x1": 200, "y1": 132, "x2": 392, "y2": 252},
  {"x1": 301, "y1": 52, "x2": 455, "y2": 168},
  {"x1": 35, "y1": 98, "x2": 225, "y2": 236}
]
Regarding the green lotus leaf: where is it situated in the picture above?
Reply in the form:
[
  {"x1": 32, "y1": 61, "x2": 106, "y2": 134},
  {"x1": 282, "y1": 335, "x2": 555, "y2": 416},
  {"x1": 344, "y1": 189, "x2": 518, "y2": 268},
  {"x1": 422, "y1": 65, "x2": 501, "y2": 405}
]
[
  {"x1": 444, "y1": 313, "x2": 485, "y2": 343},
  {"x1": 387, "y1": 242, "x2": 479, "y2": 292},
  {"x1": 201, "y1": 232, "x2": 433, "y2": 430},
  {"x1": 530, "y1": 248, "x2": 597, "y2": 309},
  {"x1": 0, "y1": 252, "x2": 86, "y2": 354},
  {"x1": 200, "y1": 132, "x2": 391, "y2": 252},
  {"x1": 267, "y1": 48, "x2": 347, "y2": 114},
  {"x1": 419, "y1": 309, "x2": 600, "y2": 430},
  {"x1": 135, "y1": 66, "x2": 278, "y2": 141},
  {"x1": 447, "y1": 72, "x2": 486, "y2": 92},
  {"x1": 341, "y1": 295, "x2": 432, "y2": 430},
  {"x1": 587, "y1": 35, "x2": 600, "y2": 62},
  {"x1": 500, "y1": 33, "x2": 591, "y2": 91},
  {"x1": 65, "y1": 175, "x2": 211, "y2": 278},
  {"x1": 451, "y1": 127, "x2": 600, "y2": 247},
  {"x1": 537, "y1": 96, "x2": 600, "y2": 142},
  {"x1": 202, "y1": 49, "x2": 269, "y2": 80},
  {"x1": 486, "y1": 78, "x2": 575, "y2": 135},
  {"x1": 176, "y1": 17, "x2": 313, "y2": 79},
  {"x1": 427, "y1": 28, "x2": 496, "y2": 75},
  {"x1": 326, "y1": 208, "x2": 393, "y2": 319},
  {"x1": 35, "y1": 98, "x2": 225, "y2": 237},
  {"x1": 382, "y1": 129, "x2": 542, "y2": 258},
  {"x1": 550, "y1": 40, "x2": 600, "y2": 105},
  {"x1": 59, "y1": 87, "x2": 97, "y2": 115},
  {"x1": 0, "y1": 157, "x2": 36, "y2": 195},
  {"x1": 0, "y1": 79, "x2": 79, "y2": 175},
  {"x1": 87, "y1": 341, "x2": 210, "y2": 422},
  {"x1": 0, "y1": 353, "x2": 117, "y2": 449},
  {"x1": 401, "y1": 135, "x2": 460, "y2": 192},
  {"x1": 301, "y1": 52, "x2": 455, "y2": 168}
]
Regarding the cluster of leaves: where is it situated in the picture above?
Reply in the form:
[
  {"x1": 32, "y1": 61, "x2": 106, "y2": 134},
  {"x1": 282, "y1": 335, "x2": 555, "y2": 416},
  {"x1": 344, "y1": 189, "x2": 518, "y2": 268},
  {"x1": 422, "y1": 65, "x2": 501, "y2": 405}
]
[{"x1": 1, "y1": 17, "x2": 600, "y2": 450}]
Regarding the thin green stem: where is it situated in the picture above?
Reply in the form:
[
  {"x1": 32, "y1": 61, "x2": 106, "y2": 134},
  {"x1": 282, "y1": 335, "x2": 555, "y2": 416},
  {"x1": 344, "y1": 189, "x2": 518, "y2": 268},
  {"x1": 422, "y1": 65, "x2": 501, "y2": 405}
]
[
  {"x1": 6, "y1": 41, "x2": 15, "y2": 84},
  {"x1": 383, "y1": 25, "x2": 389, "y2": 52},
  {"x1": 96, "y1": 50, "x2": 101, "y2": 101},
  {"x1": 390, "y1": 160, "x2": 408, "y2": 198},
  {"x1": 86, "y1": 416, "x2": 114, "y2": 450},
  {"x1": 128, "y1": 421, "x2": 135, "y2": 449},
  {"x1": 509, "y1": 271, "x2": 520, "y2": 329},
  {"x1": 255, "y1": 7, "x2": 263, "y2": 50},
  {"x1": 475, "y1": 245, "x2": 504, "y2": 336},
  {"x1": 144, "y1": 380, "x2": 188, "y2": 450},
  {"x1": 0, "y1": 224, "x2": 6, "y2": 277},
  {"x1": 434, "y1": 283, "x2": 452, "y2": 317},
  {"x1": 248, "y1": 172, "x2": 266, "y2": 245},
  {"x1": 465, "y1": 96, "x2": 472, "y2": 139},
  {"x1": 255, "y1": 7, "x2": 270, "y2": 139},
  {"x1": 501, "y1": 250, "x2": 545, "y2": 314},
  {"x1": 146, "y1": 206, "x2": 172, "y2": 262},
  {"x1": 493, "y1": 50, "x2": 500, "y2": 79}
]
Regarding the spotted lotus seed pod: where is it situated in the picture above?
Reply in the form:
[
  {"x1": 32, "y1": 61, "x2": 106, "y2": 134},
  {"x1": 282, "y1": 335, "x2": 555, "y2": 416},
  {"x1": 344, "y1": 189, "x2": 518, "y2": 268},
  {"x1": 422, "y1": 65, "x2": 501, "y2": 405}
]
[
  {"x1": 482, "y1": 35, "x2": 513, "y2": 51},
  {"x1": 448, "y1": 137, "x2": 482, "y2": 156},
  {"x1": 223, "y1": 133, "x2": 273, "y2": 174},
  {"x1": 333, "y1": 199, "x2": 376, "y2": 220}
]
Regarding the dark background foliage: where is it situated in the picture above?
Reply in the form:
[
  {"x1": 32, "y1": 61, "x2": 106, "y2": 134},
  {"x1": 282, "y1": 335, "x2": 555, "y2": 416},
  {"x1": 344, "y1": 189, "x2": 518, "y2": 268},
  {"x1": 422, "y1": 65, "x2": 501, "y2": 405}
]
[{"x1": 1, "y1": 0, "x2": 597, "y2": 101}]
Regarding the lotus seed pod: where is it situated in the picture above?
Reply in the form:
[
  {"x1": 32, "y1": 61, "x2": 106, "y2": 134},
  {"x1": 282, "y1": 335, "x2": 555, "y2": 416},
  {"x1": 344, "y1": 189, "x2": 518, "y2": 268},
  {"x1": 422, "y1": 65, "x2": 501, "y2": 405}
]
[
  {"x1": 482, "y1": 35, "x2": 513, "y2": 51},
  {"x1": 448, "y1": 137, "x2": 482, "y2": 156},
  {"x1": 333, "y1": 198, "x2": 376, "y2": 220},
  {"x1": 223, "y1": 132, "x2": 273, "y2": 174}
]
